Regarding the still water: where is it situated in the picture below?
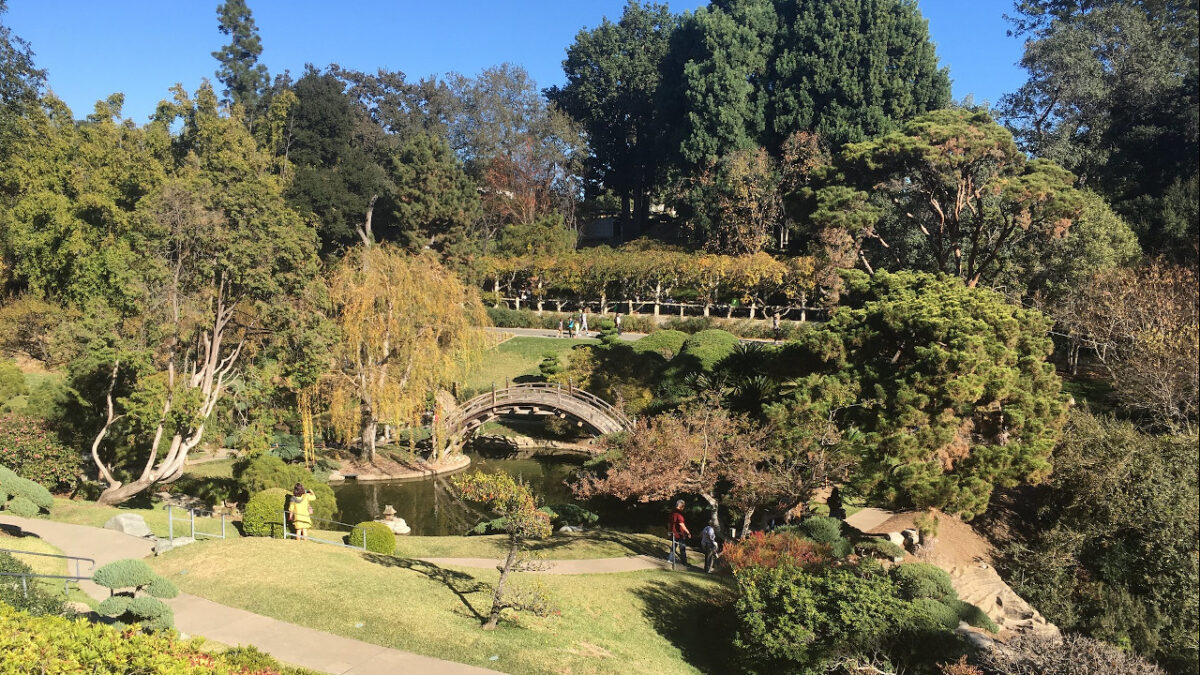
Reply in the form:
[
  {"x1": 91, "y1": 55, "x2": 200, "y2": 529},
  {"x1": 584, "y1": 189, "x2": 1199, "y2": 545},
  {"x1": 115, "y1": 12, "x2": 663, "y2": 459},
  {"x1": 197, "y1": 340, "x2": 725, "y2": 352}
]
[{"x1": 331, "y1": 449, "x2": 586, "y2": 536}]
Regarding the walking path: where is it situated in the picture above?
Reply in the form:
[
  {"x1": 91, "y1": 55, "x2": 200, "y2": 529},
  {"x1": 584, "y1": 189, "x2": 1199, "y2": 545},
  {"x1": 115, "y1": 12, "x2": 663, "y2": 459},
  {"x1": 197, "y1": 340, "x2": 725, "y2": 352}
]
[
  {"x1": 419, "y1": 554, "x2": 689, "y2": 574},
  {"x1": 484, "y1": 325, "x2": 775, "y2": 344},
  {"x1": 0, "y1": 515, "x2": 497, "y2": 675}
]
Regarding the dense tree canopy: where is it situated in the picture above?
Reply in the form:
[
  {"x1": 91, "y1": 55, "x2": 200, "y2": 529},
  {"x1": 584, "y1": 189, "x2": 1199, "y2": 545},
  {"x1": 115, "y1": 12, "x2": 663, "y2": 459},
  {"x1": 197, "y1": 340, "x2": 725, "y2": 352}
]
[
  {"x1": 799, "y1": 271, "x2": 1068, "y2": 518},
  {"x1": 658, "y1": 0, "x2": 950, "y2": 173},
  {"x1": 548, "y1": 2, "x2": 677, "y2": 238},
  {"x1": 1001, "y1": 0, "x2": 1199, "y2": 262}
]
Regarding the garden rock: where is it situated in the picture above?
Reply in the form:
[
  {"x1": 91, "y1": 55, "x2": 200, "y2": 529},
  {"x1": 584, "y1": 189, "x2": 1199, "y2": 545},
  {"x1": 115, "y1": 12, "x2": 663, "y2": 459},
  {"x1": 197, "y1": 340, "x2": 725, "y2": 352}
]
[
  {"x1": 153, "y1": 536, "x2": 196, "y2": 556},
  {"x1": 559, "y1": 525, "x2": 584, "y2": 533},
  {"x1": 104, "y1": 514, "x2": 153, "y2": 538},
  {"x1": 886, "y1": 531, "x2": 906, "y2": 548}
]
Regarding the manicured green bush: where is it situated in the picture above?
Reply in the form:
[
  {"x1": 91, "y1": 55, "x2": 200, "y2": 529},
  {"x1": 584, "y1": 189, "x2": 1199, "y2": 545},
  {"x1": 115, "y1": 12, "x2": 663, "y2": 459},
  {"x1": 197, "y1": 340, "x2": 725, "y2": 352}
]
[
  {"x1": 854, "y1": 538, "x2": 906, "y2": 561},
  {"x1": 677, "y1": 329, "x2": 739, "y2": 371},
  {"x1": 242, "y1": 488, "x2": 289, "y2": 538},
  {"x1": 800, "y1": 516, "x2": 844, "y2": 545},
  {"x1": 92, "y1": 559, "x2": 157, "y2": 591},
  {"x1": 486, "y1": 306, "x2": 539, "y2": 328},
  {"x1": 0, "y1": 359, "x2": 26, "y2": 404},
  {"x1": 234, "y1": 454, "x2": 335, "y2": 521},
  {"x1": 348, "y1": 521, "x2": 396, "y2": 555},
  {"x1": 92, "y1": 558, "x2": 177, "y2": 631},
  {"x1": 0, "y1": 414, "x2": 81, "y2": 493},
  {"x1": 0, "y1": 551, "x2": 65, "y2": 616},
  {"x1": 5, "y1": 495, "x2": 37, "y2": 517},
  {"x1": 891, "y1": 562, "x2": 956, "y2": 604},
  {"x1": 0, "y1": 463, "x2": 53, "y2": 513},
  {"x1": 908, "y1": 596, "x2": 960, "y2": 630},
  {"x1": 631, "y1": 330, "x2": 689, "y2": 361},
  {"x1": 953, "y1": 599, "x2": 999, "y2": 633}
]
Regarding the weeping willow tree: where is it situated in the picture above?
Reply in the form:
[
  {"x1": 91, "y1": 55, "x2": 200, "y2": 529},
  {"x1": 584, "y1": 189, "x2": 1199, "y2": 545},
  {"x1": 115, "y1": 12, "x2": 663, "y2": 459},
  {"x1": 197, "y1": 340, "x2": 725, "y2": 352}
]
[{"x1": 328, "y1": 245, "x2": 488, "y2": 462}]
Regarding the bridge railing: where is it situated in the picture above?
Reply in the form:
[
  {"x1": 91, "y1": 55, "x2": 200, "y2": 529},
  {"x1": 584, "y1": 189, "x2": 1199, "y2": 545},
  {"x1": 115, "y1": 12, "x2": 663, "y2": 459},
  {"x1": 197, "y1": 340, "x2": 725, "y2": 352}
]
[{"x1": 448, "y1": 382, "x2": 632, "y2": 432}]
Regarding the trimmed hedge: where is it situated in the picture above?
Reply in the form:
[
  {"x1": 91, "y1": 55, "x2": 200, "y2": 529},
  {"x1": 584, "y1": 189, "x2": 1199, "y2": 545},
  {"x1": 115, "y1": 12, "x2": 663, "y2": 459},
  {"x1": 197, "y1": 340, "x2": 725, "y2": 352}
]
[
  {"x1": 5, "y1": 495, "x2": 38, "y2": 517},
  {"x1": 891, "y1": 562, "x2": 957, "y2": 604},
  {"x1": 234, "y1": 455, "x2": 335, "y2": 522},
  {"x1": 242, "y1": 488, "x2": 289, "y2": 538},
  {"x1": 347, "y1": 521, "x2": 396, "y2": 555},
  {"x1": 800, "y1": 516, "x2": 844, "y2": 545},
  {"x1": 631, "y1": 330, "x2": 689, "y2": 361},
  {"x1": 0, "y1": 463, "x2": 53, "y2": 514},
  {"x1": 678, "y1": 329, "x2": 739, "y2": 371},
  {"x1": 92, "y1": 558, "x2": 177, "y2": 631},
  {"x1": 953, "y1": 599, "x2": 999, "y2": 633},
  {"x1": 854, "y1": 538, "x2": 906, "y2": 561}
]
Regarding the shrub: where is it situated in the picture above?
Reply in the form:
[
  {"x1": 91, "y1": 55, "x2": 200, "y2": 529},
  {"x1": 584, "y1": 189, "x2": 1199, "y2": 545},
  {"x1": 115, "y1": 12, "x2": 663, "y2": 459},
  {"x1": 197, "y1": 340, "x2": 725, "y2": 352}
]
[
  {"x1": 914, "y1": 511, "x2": 939, "y2": 538},
  {"x1": 234, "y1": 454, "x2": 335, "y2": 521},
  {"x1": 855, "y1": 538, "x2": 907, "y2": 561},
  {"x1": 0, "y1": 603, "x2": 307, "y2": 673},
  {"x1": 678, "y1": 329, "x2": 739, "y2": 371},
  {"x1": 5, "y1": 495, "x2": 38, "y2": 517},
  {"x1": 909, "y1": 596, "x2": 960, "y2": 630},
  {"x1": 347, "y1": 521, "x2": 396, "y2": 555},
  {"x1": 242, "y1": 488, "x2": 289, "y2": 538},
  {"x1": 892, "y1": 562, "x2": 956, "y2": 604},
  {"x1": 980, "y1": 632, "x2": 1166, "y2": 675},
  {"x1": 0, "y1": 359, "x2": 26, "y2": 404},
  {"x1": 952, "y1": 599, "x2": 998, "y2": 633},
  {"x1": 800, "y1": 516, "x2": 844, "y2": 545},
  {"x1": 93, "y1": 558, "x2": 177, "y2": 631},
  {"x1": 540, "y1": 503, "x2": 599, "y2": 527},
  {"x1": 0, "y1": 551, "x2": 65, "y2": 616},
  {"x1": 486, "y1": 306, "x2": 538, "y2": 328},
  {"x1": 0, "y1": 416, "x2": 81, "y2": 491},
  {"x1": 631, "y1": 330, "x2": 689, "y2": 361},
  {"x1": 0, "y1": 463, "x2": 53, "y2": 513},
  {"x1": 724, "y1": 531, "x2": 831, "y2": 572}
]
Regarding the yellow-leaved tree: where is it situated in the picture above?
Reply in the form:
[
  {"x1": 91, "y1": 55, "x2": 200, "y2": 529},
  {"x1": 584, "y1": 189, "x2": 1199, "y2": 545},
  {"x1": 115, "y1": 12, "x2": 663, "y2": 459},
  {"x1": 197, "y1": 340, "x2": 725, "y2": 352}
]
[{"x1": 328, "y1": 245, "x2": 488, "y2": 463}]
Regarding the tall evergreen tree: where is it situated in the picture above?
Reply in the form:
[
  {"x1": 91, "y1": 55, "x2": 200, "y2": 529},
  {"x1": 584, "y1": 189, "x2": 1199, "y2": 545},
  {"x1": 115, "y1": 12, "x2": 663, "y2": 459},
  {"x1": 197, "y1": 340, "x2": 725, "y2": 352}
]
[
  {"x1": 1000, "y1": 0, "x2": 1199, "y2": 263},
  {"x1": 660, "y1": 0, "x2": 950, "y2": 172},
  {"x1": 212, "y1": 0, "x2": 269, "y2": 119},
  {"x1": 548, "y1": 1, "x2": 678, "y2": 239}
]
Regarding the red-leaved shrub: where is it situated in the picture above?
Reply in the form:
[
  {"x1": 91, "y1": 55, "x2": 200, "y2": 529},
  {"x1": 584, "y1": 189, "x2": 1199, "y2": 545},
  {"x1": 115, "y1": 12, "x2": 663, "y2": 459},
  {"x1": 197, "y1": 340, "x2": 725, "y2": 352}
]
[{"x1": 723, "y1": 530, "x2": 831, "y2": 572}]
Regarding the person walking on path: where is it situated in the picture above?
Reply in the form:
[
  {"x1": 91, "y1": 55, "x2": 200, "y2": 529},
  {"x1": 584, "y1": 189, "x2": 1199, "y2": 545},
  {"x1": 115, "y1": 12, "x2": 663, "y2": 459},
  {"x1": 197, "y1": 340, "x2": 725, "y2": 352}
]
[
  {"x1": 567, "y1": 317, "x2": 576, "y2": 338},
  {"x1": 667, "y1": 500, "x2": 691, "y2": 568},
  {"x1": 614, "y1": 312, "x2": 622, "y2": 335},
  {"x1": 580, "y1": 309, "x2": 589, "y2": 337},
  {"x1": 288, "y1": 483, "x2": 315, "y2": 540},
  {"x1": 557, "y1": 318, "x2": 564, "y2": 338},
  {"x1": 701, "y1": 518, "x2": 720, "y2": 573},
  {"x1": 772, "y1": 312, "x2": 782, "y2": 344}
]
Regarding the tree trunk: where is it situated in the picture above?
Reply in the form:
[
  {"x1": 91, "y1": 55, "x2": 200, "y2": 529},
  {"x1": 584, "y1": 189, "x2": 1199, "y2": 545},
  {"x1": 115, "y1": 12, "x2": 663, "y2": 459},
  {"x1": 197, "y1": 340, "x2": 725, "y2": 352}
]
[
  {"x1": 361, "y1": 406, "x2": 377, "y2": 463},
  {"x1": 740, "y1": 507, "x2": 755, "y2": 540},
  {"x1": 484, "y1": 537, "x2": 520, "y2": 630},
  {"x1": 700, "y1": 492, "x2": 721, "y2": 534}
]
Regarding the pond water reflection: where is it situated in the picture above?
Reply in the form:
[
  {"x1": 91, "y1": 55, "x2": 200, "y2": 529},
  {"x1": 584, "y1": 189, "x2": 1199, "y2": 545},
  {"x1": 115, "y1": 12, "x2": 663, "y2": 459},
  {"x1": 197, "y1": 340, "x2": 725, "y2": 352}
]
[{"x1": 331, "y1": 448, "x2": 586, "y2": 536}]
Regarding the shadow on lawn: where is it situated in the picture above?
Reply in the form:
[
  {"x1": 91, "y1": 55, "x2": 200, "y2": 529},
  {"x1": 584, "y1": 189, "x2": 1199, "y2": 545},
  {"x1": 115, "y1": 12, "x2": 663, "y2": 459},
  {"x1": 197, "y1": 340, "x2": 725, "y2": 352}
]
[
  {"x1": 633, "y1": 575, "x2": 738, "y2": 674},
  {"x1": 363, "y1": 554, "x2": 489, "y2": 622},
  {"x1": 515, "y1": 530, "x2": 664, "y2": 558}
]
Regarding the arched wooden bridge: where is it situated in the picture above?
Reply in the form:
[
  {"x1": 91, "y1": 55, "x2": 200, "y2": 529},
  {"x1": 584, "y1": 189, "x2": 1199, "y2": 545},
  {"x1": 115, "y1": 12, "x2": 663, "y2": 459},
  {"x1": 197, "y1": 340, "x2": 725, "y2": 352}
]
[{"x1": 443, "y1": 382, "x2": 633, "y2": 451}]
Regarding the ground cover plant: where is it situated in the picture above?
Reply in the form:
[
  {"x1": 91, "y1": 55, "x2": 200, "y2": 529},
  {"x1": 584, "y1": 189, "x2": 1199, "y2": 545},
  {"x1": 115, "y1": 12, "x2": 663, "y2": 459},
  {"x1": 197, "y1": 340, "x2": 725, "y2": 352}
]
[{"x1": 150, "y1": 536, "x2": 736, "y2": 674}]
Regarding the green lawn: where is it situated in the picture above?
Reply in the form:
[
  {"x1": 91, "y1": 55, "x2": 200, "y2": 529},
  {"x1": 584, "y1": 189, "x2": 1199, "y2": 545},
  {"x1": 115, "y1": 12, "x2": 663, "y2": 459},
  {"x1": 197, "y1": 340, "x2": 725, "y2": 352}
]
[
  {"x1": 43, "y1": 497, "x2": 233, "y2": 539},
  {"x1": 181, "y1": 458, "x2": 237, "y2": 479},
  {"x1": 393, "y1": 530, "x2": 666, "y2": 560},
  {"x1": 151, "y1": 537, "x2": 734, "y2": 675},
  {"x1": 461, "y1": 336, "x2": 595, "y2": 397}
]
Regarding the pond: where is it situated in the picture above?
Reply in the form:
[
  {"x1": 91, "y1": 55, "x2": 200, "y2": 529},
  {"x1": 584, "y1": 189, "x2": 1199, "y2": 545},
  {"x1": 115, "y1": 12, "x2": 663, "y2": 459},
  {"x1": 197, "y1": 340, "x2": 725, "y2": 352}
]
[{"x1": 331, "y1": 448, "x2": 587, "y2": 536}]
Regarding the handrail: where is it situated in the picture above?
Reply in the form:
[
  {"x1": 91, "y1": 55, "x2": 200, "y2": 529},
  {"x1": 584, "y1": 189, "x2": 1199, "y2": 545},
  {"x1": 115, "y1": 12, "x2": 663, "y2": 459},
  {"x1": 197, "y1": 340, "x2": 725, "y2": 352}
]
[
  {"x1": 0, "y1": 548, "x2": 95, "y2": 570},
  {"x1": 445, "y1": 382, "x2": 633, "y2": 438}
]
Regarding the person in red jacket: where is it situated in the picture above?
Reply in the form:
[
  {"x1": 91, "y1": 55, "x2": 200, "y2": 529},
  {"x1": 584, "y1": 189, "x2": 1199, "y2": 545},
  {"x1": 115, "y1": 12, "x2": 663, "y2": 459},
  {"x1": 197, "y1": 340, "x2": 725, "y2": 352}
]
[{"x1": 667, "y1": 500, "x2": 691, "y2": 568}]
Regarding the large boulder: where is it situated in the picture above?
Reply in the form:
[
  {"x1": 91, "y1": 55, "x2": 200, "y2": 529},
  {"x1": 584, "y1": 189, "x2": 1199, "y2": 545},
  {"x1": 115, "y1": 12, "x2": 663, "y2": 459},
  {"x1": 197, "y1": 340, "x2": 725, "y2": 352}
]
[{"x1": 104, "y1": 513, "x2": 153, "y2": 538}]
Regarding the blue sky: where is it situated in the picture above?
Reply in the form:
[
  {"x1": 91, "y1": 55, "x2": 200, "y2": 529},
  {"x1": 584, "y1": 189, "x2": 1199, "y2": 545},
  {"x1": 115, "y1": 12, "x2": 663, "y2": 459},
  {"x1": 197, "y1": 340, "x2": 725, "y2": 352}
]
[{"x1": 6, "y1": 1, "x2": 1025, "y2": 122}]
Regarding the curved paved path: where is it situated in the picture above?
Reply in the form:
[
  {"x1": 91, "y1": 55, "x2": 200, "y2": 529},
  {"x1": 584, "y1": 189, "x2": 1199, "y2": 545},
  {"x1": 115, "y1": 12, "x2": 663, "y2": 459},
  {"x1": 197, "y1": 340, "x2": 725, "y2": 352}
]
[{"x1": 0, "y1": 515, "x2": 497, "y2": 675}]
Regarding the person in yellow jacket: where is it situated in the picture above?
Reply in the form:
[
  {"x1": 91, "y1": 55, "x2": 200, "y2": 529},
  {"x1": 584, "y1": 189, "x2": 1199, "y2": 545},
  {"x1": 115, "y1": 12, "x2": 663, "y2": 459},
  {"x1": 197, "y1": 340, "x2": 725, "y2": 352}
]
[{"x1": 288, "y1": 483, "x2": 315, "y2": 540}]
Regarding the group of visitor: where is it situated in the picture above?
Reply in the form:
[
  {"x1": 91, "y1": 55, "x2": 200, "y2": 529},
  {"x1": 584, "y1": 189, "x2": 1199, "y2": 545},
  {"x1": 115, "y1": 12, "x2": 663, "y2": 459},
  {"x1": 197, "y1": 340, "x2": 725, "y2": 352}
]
[{"x1": 667, "y1": 500, "x2": 721, "y2": 573}]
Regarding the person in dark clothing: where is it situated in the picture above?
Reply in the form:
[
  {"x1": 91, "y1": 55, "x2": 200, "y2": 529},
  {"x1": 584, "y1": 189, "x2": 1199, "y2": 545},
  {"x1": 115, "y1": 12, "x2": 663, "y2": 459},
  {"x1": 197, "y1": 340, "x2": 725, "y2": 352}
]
[{"x1": 667, "y1": 500, "x2": 690, "y2": 567}]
